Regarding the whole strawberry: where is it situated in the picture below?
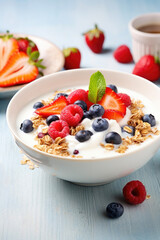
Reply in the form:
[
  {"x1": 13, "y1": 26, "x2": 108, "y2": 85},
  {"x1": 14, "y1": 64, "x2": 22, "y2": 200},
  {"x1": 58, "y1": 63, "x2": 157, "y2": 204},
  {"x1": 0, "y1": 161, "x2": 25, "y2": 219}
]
[
  {"x1": 132, "y1": 55, "x2": 160, "y2": 82},
  {"x1": 17, "y1": 37, "x2": 39, "y2": 54},
  {"x1": 114, "y1": 45, "x2": 133, "y2": 63},
  {"x1": 63, "y1": 47, "x2": 81, "y2": 70},
  {"x1": 84, "y1": 24, "x2": 105, "y2": 53}
]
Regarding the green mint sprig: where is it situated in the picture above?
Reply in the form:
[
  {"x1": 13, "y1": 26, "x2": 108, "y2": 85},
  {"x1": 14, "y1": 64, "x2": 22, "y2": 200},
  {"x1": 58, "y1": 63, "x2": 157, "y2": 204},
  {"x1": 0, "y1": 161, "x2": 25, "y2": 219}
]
[{"x1": 88, "y1": 71, "x2": 106, "y2": 103}]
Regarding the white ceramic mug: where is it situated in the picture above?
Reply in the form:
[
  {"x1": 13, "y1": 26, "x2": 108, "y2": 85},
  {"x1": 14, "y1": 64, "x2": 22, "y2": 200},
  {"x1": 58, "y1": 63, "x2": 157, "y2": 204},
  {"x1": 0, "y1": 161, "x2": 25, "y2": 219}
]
[{"x1": 129, "y1": 12, "x2": 160, "y2": 62}]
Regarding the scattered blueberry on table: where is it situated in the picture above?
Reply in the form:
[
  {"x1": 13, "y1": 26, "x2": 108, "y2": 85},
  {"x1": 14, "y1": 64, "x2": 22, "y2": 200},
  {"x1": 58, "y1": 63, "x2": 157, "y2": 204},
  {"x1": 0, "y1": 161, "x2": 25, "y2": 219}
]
[{"x1": 106, "y1": 202, "x2": 124, "y2": 219}]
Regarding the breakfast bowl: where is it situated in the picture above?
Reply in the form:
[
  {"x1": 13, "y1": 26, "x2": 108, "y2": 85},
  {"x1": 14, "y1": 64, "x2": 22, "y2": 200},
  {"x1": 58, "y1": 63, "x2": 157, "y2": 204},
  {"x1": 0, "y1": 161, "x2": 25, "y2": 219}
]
[
  {"x1": 129, "y1": 12, "x2": 160, "y2": 62},
  {"x1": 7, "y1": 69, "x2": 160, "y2": 186}
]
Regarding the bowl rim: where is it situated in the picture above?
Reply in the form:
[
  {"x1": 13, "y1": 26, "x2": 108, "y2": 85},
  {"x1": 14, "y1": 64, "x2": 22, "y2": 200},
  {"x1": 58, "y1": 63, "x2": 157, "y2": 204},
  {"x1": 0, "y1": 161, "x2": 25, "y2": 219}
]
[
  {"x1": 129, "y1": 12, "x2": 160, "y2": 37},
  {"x1": 7, "y1": 68, "x2": 160, "y2": 162}
]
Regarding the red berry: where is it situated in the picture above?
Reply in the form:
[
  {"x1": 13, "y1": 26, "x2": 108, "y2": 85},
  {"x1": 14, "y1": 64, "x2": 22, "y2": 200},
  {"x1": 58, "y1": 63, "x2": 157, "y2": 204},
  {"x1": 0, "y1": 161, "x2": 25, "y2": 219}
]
[
  {"x1": 17, "y1": 37, "x2": 39, "y2": 54},
  {"x1": 117, "y1": 93, "x2": 131, "y2": 107},
  {"x1": 38, "y1": 132, "x2": 45, "y2": 138},
  {"x1": 123, "y1": 180, "x2": 147, "y2": 205},
  {"x1": 35, "y1": 96, "x2": 68, "y2": 117},
  {"x1": 48, "y1": 120, "x2": 70, "y2": 140},
  {"x1": 84, "y1": 24, "x2": 105, "y2": 53},
  {"x1": 114, "y1": 45, "x2": 133, "y2": 63},
  {"x1": 98, "y1": 87, "x2": 126, "y2": 115},
  {"x1": 103, "y1": 109, "x2": 124, "y2": 122},
  {"x1": 67, "y1": 89, "x2": 88, "y2": 104},
  {"x1": 60, "y1": 104, "x2": 83, "y2": 127},
  {"x1": 132, "y1": 55, "x2": 160, "y2": 82},
  {"x1": 63, "y1": 47, "x2": 81, "y2": 69}
]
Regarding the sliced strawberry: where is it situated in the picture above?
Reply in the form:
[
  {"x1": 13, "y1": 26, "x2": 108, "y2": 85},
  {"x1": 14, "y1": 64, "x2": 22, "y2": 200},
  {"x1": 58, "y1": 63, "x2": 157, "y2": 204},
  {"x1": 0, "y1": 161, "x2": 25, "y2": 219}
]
[
  {"x1": 35, "y1": 96, "x2": 68, "y2": 117},
  {"x1": 98, "y1": 87, "x2": 126, "y2": 115},
  {"x1": 103, "y1": 109, "x2": 124, "y2": 122},
  {"x1": 0, "y1": 37, "x2": 19, "y2": 71},
  {"x1": 0, "y1": 52, "x2": 38, "y2": 87}
]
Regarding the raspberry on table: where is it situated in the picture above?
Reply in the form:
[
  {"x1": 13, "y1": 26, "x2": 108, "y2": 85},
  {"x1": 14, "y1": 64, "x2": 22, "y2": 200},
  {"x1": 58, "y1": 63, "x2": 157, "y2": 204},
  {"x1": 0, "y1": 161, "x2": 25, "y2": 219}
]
[
  {"x1": 118, "y1": 93, "x2": 131, "y2": 107},
  {"x1": 123, "y1": 180, "x2": 147, "y2": 205},
  {"x1": 67, "y1": 89, "x2": 88, "y2": 104},
  {"x1": 48, "y1": 120, "x2": 70, "y2": 140},
  {"x1": 60, "y1": 104, "x2": 83, "y2": 127}
]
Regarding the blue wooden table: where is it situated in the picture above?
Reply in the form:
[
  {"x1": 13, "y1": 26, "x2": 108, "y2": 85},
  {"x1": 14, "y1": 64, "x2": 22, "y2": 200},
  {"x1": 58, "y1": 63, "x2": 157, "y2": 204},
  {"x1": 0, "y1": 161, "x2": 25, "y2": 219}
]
[{"x1": 1, "y1": 0, "x2": 160, "y2": 239}]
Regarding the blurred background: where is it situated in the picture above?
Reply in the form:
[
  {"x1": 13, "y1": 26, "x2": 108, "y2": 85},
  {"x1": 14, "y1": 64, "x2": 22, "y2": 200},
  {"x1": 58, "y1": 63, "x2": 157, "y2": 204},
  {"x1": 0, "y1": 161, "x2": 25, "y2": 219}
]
[{"x1": 1, "y1": 0, "x2": 159, "y2": 72}]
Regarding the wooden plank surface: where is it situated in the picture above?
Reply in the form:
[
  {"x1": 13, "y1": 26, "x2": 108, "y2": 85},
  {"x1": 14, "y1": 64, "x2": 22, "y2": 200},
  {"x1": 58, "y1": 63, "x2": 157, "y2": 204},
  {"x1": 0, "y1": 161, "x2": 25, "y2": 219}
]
[{"x1": 0, "y1": 0, "x2": 160, "y2": 239}]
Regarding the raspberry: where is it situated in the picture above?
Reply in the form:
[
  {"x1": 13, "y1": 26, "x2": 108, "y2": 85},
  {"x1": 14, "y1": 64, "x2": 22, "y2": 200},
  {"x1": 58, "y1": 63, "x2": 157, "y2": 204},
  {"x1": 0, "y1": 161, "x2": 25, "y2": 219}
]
[
  {"x1": 60, "y1": 104, "x2": 83, "y2": 127},
  {"x1": 118, "y1": 93, "x2": 131, "y2": 107},
  {"x1": 123, "y1": 180, "x2": 147, "y2": 205},
  {"x1": 48, "y1": 120, "x2": 70, "y2": 140},
  {"x1": 113, "y1": 45, "x2": 133, "y2": 63},
  {"x1": 67, "y1": 89, "x2": 88, "y2": 104}
]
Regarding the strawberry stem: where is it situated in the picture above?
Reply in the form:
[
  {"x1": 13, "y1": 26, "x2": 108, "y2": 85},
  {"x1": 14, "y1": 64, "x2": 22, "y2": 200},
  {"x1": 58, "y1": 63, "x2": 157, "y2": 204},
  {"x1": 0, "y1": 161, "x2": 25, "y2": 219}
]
[
  {"x1": 95, "y1": 24, "x2": 98, "y2": 29},
  {"x1": 0, "y1": 30, "x2": 13, "y2": 41},
  {"x1": 154, "y1": 55, "x2": 160, "y2": 65}
]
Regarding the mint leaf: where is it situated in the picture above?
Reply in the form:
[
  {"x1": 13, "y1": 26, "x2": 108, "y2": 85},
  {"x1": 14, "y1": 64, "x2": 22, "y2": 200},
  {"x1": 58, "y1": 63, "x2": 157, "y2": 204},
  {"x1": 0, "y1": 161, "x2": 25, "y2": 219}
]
[{"x1": 88, "y1": 71, "x2": 106, "y2": 103}]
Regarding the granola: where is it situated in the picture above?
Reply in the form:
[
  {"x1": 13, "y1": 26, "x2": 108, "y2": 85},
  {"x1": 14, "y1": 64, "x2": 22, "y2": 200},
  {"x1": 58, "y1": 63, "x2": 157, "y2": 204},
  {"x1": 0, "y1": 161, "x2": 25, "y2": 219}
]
[{"x1": 30, "y1": 98, "x2": 159, "y2": 156}]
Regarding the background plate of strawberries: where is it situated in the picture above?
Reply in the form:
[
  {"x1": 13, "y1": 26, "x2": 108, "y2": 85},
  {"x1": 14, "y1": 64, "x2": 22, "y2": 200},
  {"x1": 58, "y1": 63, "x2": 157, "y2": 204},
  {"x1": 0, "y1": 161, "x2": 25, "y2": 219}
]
[{"x1": 0, "y1": 32, "x2": 64, "y2": 98}]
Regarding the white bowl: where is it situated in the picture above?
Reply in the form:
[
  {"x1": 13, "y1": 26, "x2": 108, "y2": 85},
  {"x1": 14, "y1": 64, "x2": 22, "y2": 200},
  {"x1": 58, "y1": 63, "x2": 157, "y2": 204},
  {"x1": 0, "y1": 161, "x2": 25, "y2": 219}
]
[
  {"x1": 7, "y1": 69, "x2": 160, "y2": 186},
  {"x1": 129, "y1": 13, "x2": 160, "y2": 62}
]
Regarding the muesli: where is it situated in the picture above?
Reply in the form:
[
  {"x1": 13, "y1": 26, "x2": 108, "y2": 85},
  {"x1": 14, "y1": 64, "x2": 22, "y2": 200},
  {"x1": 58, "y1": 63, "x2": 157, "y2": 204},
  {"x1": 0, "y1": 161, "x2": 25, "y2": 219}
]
[{"x1": 19, "y1": 71, "x2": 160, "y2": 159}]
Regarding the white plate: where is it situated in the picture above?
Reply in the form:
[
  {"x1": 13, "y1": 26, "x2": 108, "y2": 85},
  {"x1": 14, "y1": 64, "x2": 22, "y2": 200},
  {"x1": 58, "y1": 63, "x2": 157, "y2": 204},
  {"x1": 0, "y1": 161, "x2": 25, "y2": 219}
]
[{"x1": 0, "y1": 33, "x2": 64, "y2": 98}]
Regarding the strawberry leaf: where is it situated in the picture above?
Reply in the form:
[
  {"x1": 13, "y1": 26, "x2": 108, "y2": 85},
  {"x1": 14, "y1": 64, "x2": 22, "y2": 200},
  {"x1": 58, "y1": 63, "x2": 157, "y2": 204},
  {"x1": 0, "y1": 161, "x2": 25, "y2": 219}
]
[
  {"x1": 0, "y1": 30, "x2": 13, "y2": 41},
  {"x1": 27, "y1": 47, "x2": 32, "y2": 56},
  {"x1": 30, "y1": 51, "x2": 40, "y2": 61},
  {"x1": 63, "y1": 48, "x2": 78, "y2": 57},
  {"x1": 88, "y1": 71, "x2": 106, "y2": 103}
]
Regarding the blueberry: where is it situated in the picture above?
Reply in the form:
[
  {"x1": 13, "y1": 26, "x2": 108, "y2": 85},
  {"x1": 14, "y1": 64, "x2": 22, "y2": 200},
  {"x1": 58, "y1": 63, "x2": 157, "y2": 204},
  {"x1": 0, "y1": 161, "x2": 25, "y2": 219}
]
[
  {"x1": 87, "y1": 130, "x2": 93, "y2": 136},
  {"x1": 46, "y1": 115, "x2": 59, "y2": 126},
  {"x1": 89, "y1": 104, "x2": 105, "y2": 118},
  {"x1": 142, "y1": 114, "x2": 156, "y2": 127},
  {"x1": 92, "y1": 118, "x2": 109, "y2": 132},
  {"x1": 121, "y1": 125, "x2": 135, "y2": 136},
  {"x1": 75, "y1": 130, "x2": 91, "y2": 142},
  {"x1": 105, "y1": 132, "x2": 122, "y2": 144},
  {"x1": 20, "y1": 119, "x2": 33, "y2": 133},
  {"x1": 33, "y1": 101, "x2": 44, "y2": 109},
  {"x1": 107, "y1": 84, "x2": 118, "y2": 93},
  {"x1": 106, "y1": 202, "x2": 124, "y2": 219},
  {"x1": 54, "y1": 93, "x2": 68, "y2": 100},
  {"x1": 82, "y1": 111, "x2": 93, "y2": 120},
  {"x1": 74, "y1": 100, "x2": 87, "y2": 111}
]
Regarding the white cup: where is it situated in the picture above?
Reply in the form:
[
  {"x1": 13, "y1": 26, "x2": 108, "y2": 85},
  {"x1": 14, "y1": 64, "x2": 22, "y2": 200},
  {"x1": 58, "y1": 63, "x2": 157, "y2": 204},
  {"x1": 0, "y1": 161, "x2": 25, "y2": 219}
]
[{"x1": 129, "y1": 12, "x2": 160, "y2": 62}]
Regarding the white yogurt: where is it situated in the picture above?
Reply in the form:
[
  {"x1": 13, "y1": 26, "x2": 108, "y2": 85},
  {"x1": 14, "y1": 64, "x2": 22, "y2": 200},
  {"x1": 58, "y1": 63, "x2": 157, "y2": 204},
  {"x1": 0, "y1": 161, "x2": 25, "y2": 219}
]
[{"x1": 17, "y1": 86, "x2": 160, "y2": 159}]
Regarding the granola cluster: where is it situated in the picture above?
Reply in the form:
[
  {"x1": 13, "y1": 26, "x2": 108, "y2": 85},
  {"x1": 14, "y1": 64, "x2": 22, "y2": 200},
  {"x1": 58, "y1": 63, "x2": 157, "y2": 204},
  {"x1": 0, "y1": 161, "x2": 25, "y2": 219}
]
[
  {"x1": 34, "y1": 136, "x2": 70, "y2": 157},
  {"x1": 102, "y1": 100, "x2": 160, "y2": 154}
]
